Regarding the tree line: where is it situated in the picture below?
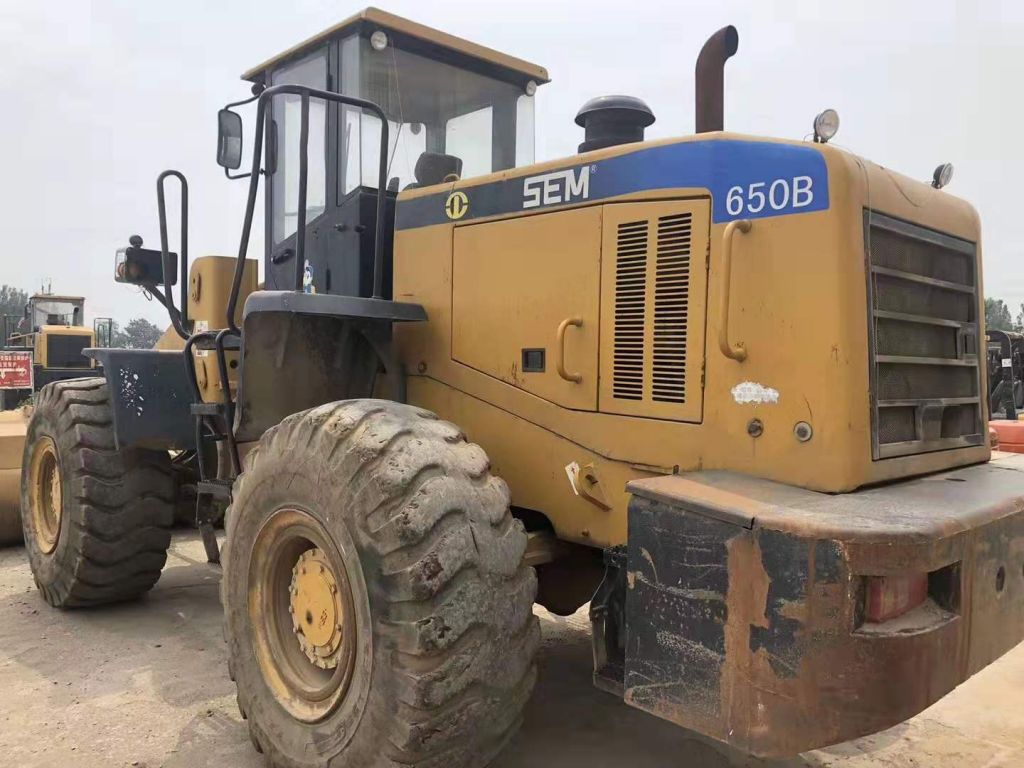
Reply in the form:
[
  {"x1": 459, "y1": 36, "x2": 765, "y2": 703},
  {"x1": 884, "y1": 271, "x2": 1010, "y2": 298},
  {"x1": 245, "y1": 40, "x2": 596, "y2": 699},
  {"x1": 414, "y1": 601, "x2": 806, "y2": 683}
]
[
  {"x1": 0, "y1": 284, "x2": 163, "y2": 349},
  {"x1": 985, "y1": 298, "x2": 1024, "y2": 333}
]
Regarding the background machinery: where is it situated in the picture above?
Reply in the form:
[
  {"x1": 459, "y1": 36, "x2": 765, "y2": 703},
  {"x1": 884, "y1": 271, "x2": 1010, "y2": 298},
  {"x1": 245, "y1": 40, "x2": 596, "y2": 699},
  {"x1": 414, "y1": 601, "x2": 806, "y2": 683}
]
[
  {"x1": 1, "y1": 292, "x2": 99, "y2": 410},
  {"x1": 0, "y1": 292, "x2": 100, "y2": 545},
  {"x1": 987, "y1": 328, "x2": 1022, "y2": 420},
  {"x1": 19, "y1": 9, "x2": 1024, "y2": 766}
]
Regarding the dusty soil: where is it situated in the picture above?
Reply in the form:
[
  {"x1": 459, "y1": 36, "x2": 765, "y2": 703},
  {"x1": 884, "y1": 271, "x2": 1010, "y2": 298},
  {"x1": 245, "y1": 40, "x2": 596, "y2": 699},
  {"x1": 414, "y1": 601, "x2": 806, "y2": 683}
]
[{"x1": 0, "y1": 533, "x2": 1020, "y2": 768}]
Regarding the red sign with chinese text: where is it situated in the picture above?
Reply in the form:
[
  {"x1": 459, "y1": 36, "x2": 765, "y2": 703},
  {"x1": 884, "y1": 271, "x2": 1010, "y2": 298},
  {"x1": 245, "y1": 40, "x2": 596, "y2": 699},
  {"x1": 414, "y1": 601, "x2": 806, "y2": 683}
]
[{"x1": 0, "y1": 351, "x2": 33, "y2": 390}]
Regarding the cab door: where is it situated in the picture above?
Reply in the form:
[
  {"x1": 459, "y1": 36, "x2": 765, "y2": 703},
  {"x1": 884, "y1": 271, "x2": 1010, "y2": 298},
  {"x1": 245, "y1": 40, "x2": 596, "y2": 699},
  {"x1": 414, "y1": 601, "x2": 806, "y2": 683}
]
[
  {"x1": 452, "y1": 206, "x2": 602, "y2": 410},
  {"x1": 264, "y1": 48, "x2": 332, "y2": 291}
]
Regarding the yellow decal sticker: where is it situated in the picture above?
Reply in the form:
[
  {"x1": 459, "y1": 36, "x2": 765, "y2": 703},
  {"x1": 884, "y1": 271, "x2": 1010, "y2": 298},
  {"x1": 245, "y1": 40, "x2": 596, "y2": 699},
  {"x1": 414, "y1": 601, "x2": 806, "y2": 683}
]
[{"x1": 445, "y1": 190, "x2": 469, "y2": 220}]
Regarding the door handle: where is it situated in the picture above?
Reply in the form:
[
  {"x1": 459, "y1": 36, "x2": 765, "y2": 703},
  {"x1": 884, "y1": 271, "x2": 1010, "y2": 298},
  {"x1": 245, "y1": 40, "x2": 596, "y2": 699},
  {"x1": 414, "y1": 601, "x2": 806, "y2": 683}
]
[
  {"x1": 556, "y1": 317, "x2": 584, "y2": 383},
  {"x1": 718, "y1": 219, "x2": 752, "y2": 362}
]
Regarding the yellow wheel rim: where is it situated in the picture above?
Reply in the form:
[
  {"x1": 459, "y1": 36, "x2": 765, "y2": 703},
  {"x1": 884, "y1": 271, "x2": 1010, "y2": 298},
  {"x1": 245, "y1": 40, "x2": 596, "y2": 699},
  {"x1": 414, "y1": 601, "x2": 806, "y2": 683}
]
[
  {"x1": 248, "y1": 508, "x2": 358, "y2": 723},
  {"x1": 28, "y1": 437, "x2": 62, "y2": 554}
]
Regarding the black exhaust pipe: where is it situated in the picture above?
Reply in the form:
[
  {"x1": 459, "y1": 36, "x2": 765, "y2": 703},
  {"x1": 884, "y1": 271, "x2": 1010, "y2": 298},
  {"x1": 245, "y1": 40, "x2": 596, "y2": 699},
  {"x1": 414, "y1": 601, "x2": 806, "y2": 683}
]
[{"x1": 695, "y1": 26, "x2": 739, "y2": 133}]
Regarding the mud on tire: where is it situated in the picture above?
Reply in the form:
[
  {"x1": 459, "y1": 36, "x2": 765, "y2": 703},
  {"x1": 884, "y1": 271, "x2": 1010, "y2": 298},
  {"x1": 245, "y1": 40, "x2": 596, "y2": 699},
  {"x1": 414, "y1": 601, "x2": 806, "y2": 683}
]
[
  {"x1": 22, "y1": 378, "x2": 175, "y2": 607},
  {"x1": 223, "y1": 399, "x2": 540, "y2": 768}
]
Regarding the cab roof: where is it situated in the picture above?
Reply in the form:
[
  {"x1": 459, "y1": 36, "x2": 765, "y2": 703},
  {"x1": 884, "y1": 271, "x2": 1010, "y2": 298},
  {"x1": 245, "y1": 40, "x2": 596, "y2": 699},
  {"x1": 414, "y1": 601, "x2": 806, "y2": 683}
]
[
  {"x1": 241, "y1": 7, "x2": 549, "y2": 86},
  {"x1": 30, "y1": 294, "x2": 84, "y2": 302}
]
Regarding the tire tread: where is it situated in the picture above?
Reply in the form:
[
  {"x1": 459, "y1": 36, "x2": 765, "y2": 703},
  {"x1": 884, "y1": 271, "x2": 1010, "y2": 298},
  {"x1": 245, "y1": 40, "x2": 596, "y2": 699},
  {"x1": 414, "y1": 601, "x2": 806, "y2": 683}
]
[{"x1": 23, "y1": 378, "x2": 175, "y2": 607}]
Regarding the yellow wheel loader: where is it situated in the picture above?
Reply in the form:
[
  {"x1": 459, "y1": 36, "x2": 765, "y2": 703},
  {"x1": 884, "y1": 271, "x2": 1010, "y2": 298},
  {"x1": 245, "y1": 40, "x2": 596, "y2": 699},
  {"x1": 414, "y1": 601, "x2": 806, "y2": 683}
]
[
  {"x1": 21, "y1": 8, "x2": 1024, "y2": 764},
  {"x1": 1, "y1": 293, "x2": 98, "y2": 410},
  {"x1": 0, "y1": 293, "x2": 100, "y2": 544}
]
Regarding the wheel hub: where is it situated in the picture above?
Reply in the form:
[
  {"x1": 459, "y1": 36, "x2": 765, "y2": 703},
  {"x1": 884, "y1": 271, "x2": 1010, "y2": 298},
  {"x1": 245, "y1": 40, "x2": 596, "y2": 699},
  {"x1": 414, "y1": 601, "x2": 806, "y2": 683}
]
[
  {"x1": 29, "y1": 437, "x2": 62, "y2": 554},
  {"x1": 289, "y1": 548, "x2": 346, "y2": 669}
]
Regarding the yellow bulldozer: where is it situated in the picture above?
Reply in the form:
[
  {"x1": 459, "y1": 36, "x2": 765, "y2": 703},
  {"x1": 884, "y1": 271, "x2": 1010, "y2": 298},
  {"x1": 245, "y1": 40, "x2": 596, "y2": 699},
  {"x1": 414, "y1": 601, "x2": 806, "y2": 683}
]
[{"x1": 18, "y1": 8, "x2": 1024, "y2": 765}]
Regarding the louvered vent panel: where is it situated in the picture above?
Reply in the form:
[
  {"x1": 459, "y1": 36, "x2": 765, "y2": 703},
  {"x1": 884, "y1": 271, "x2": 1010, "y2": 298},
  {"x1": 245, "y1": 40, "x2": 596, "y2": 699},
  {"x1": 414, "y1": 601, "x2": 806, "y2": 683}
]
[
  {"x1": 652, "y1": 213, "x2": 692, "y2": 403},
  {"x1": 613, "y1": 220, "x2": 648, "y2": 400},
  {"x1": 600, "y1": 200, "x2": 708, "y2": 423}
]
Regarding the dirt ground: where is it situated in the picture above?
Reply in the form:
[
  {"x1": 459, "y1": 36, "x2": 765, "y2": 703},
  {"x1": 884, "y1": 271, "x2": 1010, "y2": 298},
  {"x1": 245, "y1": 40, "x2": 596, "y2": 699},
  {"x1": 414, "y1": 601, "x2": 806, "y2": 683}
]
[{"x1": 0, "y1": 533, "x2": 1021, "y2": 768}]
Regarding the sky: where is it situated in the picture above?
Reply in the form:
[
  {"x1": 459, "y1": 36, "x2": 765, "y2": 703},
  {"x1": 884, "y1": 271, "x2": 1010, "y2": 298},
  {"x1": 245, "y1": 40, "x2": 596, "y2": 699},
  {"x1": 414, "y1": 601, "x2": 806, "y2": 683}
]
[{"x1": 1, "y1": 0, "x2": 1022, "y2": 327}]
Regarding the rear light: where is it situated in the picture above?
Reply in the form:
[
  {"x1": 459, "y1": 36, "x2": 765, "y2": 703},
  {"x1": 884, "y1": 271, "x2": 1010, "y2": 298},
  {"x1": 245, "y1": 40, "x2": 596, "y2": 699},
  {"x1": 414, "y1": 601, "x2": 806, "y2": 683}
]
[{"x1": 863, "y1": 573, "x2": 928, "y2": 623}]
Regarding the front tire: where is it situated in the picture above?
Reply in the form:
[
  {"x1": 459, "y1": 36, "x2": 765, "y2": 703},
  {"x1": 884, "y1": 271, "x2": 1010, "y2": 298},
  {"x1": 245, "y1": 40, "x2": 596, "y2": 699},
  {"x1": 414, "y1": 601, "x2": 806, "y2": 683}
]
[
  {"x1": 21, "y1": 378, "x2": 175, "y2": 607},
  {"x1": 224, "y1": 399, "x2": 539, "y2": 768}
]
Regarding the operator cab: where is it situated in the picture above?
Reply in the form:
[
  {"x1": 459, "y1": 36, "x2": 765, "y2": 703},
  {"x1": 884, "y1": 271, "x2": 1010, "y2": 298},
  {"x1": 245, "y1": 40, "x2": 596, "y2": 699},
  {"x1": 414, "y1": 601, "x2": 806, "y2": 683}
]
[
  {"x1": 29, "y1": 295, "x2": 84, "y2": 329},
  {"x1": 233, "y1": 8, "x2": 548, "y2": 297}
]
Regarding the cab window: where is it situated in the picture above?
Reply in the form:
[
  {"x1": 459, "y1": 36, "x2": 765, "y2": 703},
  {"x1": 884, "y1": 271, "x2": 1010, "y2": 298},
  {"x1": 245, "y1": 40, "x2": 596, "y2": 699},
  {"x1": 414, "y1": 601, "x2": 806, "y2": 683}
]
[
  {"x1": 271, "y1": 51, "x2": 328, "y2": 244},
  {"x1": 338, "y1": 34, "x2": 535, "y2": 194},
  {"x1": 446, "y1": 107, "x2": 493, "y2": 180}
]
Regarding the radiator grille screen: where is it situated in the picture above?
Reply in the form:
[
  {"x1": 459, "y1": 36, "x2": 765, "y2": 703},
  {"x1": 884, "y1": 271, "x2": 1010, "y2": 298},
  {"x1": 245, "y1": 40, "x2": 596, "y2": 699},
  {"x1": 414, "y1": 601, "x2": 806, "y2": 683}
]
[
  {"x1": 45, "y1": 334, "x2": 91, "y2": 369},
  {"x1": 866, "y1": 212, "x2": 984, "y2": 459}
]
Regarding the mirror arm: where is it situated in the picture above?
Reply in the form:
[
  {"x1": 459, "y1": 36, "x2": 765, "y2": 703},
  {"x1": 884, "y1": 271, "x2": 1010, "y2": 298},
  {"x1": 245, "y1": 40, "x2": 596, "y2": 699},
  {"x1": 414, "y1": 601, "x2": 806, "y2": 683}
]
[
  {"x1": 225, "y1": 91, "x2": 261, "y2": 111},
  {"x1": 146, "y1": 284, "x2": 185, "y2": 333},
  {"x1": 223, "y1": 167, "x2": 253, "y2": 181},
  {"x1": 145, "y1": 283, "x2": 170, "y2": 313}
]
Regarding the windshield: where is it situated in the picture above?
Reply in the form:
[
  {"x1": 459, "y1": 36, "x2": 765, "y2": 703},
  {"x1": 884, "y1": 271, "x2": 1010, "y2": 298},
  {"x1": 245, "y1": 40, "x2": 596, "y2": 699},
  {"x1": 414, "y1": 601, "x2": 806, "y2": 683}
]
[
  {"x1": 31, "y1": 298, "x2": 83, "y2": 327},
  {"x1": 338, "y1": 34, "x2": 535, "y2": 194}
]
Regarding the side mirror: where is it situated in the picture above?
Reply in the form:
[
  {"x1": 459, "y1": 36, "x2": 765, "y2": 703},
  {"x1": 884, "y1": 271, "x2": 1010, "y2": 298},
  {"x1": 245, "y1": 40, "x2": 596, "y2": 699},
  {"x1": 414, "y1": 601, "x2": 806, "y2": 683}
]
[{"x1": 217, "y1": 109, "x2": 243, "y2": 170}]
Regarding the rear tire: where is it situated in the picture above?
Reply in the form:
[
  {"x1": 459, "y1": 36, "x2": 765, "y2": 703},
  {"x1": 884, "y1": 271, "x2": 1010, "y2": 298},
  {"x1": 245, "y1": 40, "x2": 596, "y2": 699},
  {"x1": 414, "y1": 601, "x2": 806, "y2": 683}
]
[
  {"x1": 223, "y1": 399, "x2": 539, "y2": 768},
  {"x1": 21, "y1": 378, "x2": 176, "y2": 607}
]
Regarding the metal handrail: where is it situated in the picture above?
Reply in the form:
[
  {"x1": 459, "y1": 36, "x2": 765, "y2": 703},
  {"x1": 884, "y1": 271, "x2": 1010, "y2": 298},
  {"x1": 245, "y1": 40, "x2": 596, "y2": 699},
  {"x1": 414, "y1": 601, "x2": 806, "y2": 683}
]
[
  {"x1": 182, "y1": 330, "x2": 217, "y2": 482},
  {"x1": 224, "y1": 84, "x2": 392, "y2": 335},
  {"x1": 556, "y1": 317, "x2": 584, "y2": 383},
  {"x1": 157, "y1": 170, "x2": 190, "y2": 339},
  {"x1": 214, "y1": 327, "x2": 241, "y2": 474},
  {"x1": 718, "y1": 219, "x2": 751, "y2": 362}
]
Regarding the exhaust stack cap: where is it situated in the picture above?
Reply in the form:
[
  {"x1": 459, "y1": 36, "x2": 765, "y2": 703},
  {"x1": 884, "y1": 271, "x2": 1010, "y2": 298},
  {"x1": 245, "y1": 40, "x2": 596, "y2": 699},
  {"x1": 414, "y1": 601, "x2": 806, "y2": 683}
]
[{"x1": 575, "y1": 95, "x2": 655, "y2": 153}]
